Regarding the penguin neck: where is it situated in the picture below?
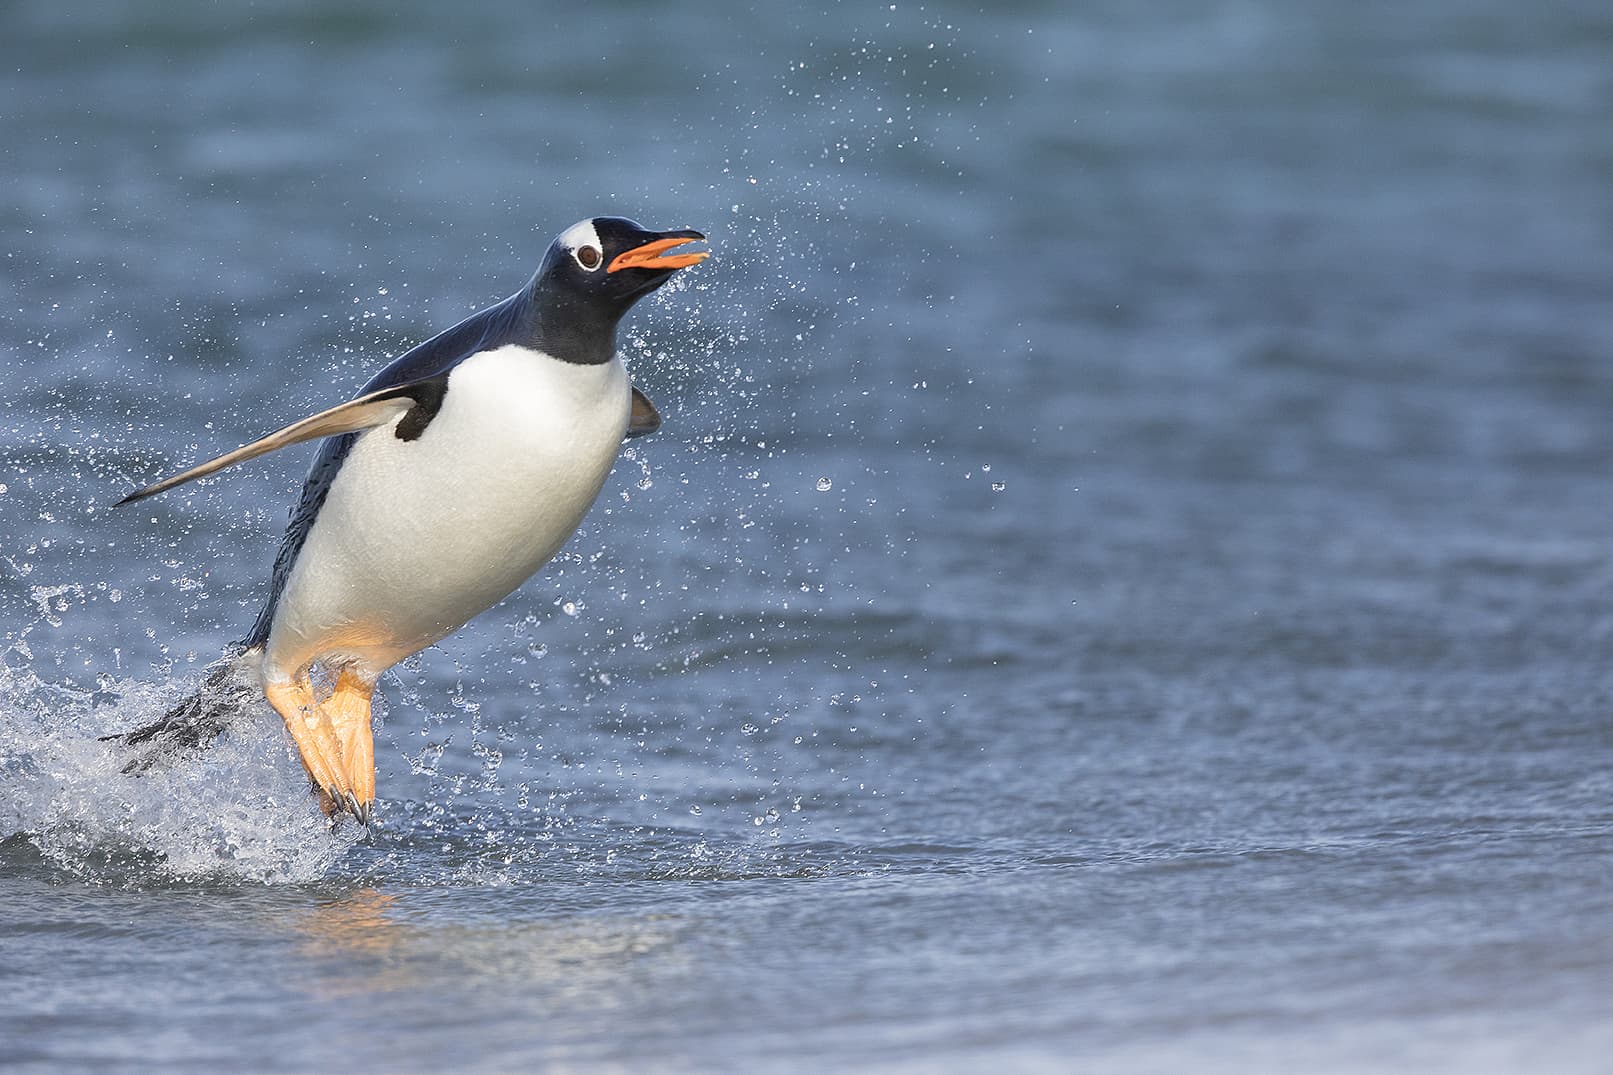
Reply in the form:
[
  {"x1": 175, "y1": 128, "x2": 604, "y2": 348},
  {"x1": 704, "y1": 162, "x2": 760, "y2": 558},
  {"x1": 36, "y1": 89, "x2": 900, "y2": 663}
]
[{"x1": 524, "y1": 281, "x2": 620, "y2": 366}]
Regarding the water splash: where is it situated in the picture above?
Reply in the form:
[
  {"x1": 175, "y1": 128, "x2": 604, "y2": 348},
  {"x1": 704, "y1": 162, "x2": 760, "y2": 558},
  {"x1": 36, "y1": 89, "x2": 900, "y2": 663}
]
[{"x1": 0, "y1": 657, "x2": 361, "y2": 884}]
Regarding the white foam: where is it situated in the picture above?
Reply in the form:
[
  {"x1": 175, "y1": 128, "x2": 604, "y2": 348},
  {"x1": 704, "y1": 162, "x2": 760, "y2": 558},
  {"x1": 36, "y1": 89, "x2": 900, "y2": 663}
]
[{"x1": 0, "y1": 657, "x2": 362, "y2": 884}]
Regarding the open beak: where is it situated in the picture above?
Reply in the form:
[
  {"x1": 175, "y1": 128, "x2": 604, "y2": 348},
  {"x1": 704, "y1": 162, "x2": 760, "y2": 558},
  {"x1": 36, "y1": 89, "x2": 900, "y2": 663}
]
[{"x1": 608, "y1": 231, "x2": 710, "y2": 273}]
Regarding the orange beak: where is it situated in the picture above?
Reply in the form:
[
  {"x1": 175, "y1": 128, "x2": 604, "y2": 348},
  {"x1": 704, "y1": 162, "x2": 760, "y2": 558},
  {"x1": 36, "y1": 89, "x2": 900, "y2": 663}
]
[{"x1": 608, "y1": 235, "x2": 710, "y2": 273}]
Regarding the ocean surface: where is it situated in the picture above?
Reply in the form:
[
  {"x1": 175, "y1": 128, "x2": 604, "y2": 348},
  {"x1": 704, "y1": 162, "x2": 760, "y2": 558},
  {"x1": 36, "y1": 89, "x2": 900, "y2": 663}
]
[{"x1": 3, "y1": 1, "x2": 1612, "y2": 1070}]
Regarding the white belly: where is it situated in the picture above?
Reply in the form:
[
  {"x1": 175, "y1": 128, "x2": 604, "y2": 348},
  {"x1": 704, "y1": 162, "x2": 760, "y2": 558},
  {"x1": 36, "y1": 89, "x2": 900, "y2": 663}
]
[{"x1": 262, "y1": 345, "x2": 630, "y2": 681}]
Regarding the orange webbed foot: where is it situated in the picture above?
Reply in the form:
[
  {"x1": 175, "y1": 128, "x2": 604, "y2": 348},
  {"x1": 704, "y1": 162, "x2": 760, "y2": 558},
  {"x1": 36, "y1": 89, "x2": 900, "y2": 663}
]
[{"x1": 265, "y1": 668, "x2": 377, "y2": 824}]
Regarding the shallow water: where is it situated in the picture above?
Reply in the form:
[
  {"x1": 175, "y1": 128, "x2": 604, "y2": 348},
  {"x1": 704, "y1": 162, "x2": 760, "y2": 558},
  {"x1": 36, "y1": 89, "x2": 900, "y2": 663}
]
[{"x1": 4, "y1": 1, "x2": 1613, "y2": 1070}]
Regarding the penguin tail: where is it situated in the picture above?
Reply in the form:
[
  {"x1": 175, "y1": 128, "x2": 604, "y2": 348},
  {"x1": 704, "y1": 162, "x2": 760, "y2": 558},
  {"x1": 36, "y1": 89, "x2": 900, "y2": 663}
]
[{"x1": 102, "y1": 648, "x2": 264, "y2": 774}]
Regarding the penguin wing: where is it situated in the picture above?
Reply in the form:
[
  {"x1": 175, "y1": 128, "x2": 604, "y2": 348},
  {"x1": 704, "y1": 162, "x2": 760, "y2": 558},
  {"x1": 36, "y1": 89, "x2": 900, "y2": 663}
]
[
  {"x1": 628, "y1": 385, "x2": 661, "y2": 438},
  {"x1": 116, "y1": 383, "x2": 435, "y2": 506}
]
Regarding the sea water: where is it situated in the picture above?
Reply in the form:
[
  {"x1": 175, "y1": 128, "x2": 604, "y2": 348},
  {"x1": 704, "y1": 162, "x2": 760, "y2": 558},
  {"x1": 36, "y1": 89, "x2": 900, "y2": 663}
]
[{"x1": 3, "y1": 2, "x2": 1611, "y2": 1070}]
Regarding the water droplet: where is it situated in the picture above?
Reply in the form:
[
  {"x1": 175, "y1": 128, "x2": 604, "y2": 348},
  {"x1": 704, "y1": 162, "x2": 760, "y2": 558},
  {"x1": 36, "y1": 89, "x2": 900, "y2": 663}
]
[
  {"x1": 815, "y1": 476, "x2": 833, "y2": 492},
  {"x1": 991, "y1": 481, "x2": 1006, "y2": 492},
  {"x1": 688, "y1": 804, "x2": 703, "y2": 816}
]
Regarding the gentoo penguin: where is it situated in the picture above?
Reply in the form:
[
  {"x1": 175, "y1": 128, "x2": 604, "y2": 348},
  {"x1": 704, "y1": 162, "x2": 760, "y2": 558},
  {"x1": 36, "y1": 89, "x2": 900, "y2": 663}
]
[{"x1": 115, "y1": 217, "x2": 708, "y2": 823}]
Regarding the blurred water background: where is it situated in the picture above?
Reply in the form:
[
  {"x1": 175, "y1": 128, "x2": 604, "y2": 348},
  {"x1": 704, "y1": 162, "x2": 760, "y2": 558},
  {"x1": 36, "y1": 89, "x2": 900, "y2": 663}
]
[{"x1": 3, "y1": 1, "x2": 1611, "y2": 1071}]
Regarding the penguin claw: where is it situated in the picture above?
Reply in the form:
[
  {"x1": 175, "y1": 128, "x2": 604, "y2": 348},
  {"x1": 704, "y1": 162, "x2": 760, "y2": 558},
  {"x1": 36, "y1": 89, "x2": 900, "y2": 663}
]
[
  {"x1": 342, "y1": 792, "x2": 372, "y2": 826},
  {"x1": 314, "y1": 785, "x2": 372, "y2": 826}
]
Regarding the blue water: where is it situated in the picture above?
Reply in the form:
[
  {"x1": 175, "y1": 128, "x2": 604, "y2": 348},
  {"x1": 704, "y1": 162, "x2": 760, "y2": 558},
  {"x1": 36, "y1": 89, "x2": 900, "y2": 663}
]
[{"x1": 4, "y1": 1, "x2": 1612, "y2": 1070}]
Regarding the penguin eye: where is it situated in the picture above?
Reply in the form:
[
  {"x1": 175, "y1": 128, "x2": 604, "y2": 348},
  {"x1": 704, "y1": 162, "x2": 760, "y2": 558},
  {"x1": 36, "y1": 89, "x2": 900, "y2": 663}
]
[{"x1": 575, "y1": 245, "x2": 603, "y2": 271}]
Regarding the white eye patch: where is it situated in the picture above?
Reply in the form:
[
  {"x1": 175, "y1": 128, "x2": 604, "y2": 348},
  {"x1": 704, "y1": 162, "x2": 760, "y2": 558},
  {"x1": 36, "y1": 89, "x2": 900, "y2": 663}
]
[{"x1": 558, "y1": 218, "x2": 603, "y2": 268}]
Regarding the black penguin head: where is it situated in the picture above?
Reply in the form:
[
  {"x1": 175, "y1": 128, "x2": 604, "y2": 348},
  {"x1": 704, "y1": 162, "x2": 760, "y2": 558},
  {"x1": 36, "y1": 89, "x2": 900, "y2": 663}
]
[{"x1": 527, "y1": 217, "x2": 708, "y2": 364}]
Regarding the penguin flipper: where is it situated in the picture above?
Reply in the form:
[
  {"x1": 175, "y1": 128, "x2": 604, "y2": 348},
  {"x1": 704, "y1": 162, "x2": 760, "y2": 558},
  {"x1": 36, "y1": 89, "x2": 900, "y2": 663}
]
[
  {"x1": 628, "y1": 385, "x2": 661, "y2": 438},
  {"x1": 115, "y1": 385, "x2": 425, "y2": 506}
]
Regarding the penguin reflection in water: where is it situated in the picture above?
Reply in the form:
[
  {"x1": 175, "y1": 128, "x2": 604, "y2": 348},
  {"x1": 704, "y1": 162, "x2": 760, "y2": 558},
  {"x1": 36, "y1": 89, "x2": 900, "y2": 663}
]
[{"x1": 112, "y1": 218, "x2": 708, "y2": 823}]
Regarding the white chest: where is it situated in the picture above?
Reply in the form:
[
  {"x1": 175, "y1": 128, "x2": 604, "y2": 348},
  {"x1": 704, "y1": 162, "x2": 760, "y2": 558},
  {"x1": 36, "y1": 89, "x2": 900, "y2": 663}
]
[
  {"x1": 264, "y1": 346, "x2": 631, "y2": 675},
  {"x1": 342, "y1": 345, "x2": 630, "y2": 536}
]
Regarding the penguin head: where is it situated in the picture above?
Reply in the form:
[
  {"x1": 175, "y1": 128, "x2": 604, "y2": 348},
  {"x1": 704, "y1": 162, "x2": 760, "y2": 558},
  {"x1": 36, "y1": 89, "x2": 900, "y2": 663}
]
[
  {"x1": 545, "y1": 217, "x2": 707, "y2": 307},
  {"x1": 527, "y1": 217, "x2": 708, "y2": 363}
]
